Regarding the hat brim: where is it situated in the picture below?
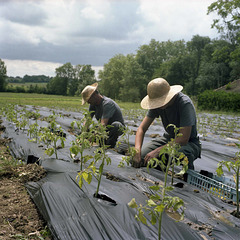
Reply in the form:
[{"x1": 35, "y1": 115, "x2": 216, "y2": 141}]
[
  {"x1": 141, "y1": 85, "x2": 183, "y2": 109},
  {"x1": 81, "y1": 82, "x2": 98, "y2": 105}
]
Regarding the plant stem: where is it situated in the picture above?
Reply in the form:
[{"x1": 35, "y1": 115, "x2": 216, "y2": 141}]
[
  {"x1": 237, "y1": 166, "x2": 239, "y2": 217},
  {"x1": 158, "y1": 212, "x2": 163, "y2": 240},
  {"x1": 95, "y1": 139, "x2": 105, "y2": 197},
  {"x1": 80, "y1": 151, "x2": 83, "y2": 171},
  {"x1": 54, "y1": 140, "x2": 58, "y2": 159}
]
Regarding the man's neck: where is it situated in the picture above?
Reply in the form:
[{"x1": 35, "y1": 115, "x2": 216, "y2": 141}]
[{"x1": 95, "y1": 94, "x2": 103, "y2": 105}]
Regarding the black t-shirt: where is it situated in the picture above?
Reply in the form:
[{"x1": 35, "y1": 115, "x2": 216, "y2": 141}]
[
  {"x1": 147, "y1": 92, "x2": 198, "y2": 142},
  {"x1": 89, "y1": 96, "x2": 124, "y2": 125}
]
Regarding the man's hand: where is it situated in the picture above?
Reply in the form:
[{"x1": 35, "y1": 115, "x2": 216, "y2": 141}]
[
  {"x1": 132, "y1": 150, "x2": 142, "y2": 168},
  {"x1": 144, "y1": 148, "x2": 160, "y2": 166}
]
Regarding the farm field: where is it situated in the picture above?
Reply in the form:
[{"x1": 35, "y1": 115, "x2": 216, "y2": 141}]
[{"x1": 1, "y1": 92, "x2": 240, "y2": 239}]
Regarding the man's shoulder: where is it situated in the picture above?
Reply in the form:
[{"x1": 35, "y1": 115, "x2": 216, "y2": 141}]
[
  {"x1": 102, "y1": 96, "x2": 118, "y2": 107},
  {"x1": 176, "y1": 92, "x2": 193, "y2": 105}
]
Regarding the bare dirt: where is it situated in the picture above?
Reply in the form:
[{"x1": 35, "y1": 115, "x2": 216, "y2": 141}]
[{"x1": 0, "y1": 133, "x2": 51, "y2": 239}]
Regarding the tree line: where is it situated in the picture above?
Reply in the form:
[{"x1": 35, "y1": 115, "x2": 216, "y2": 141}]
[
  {"x1": 8, "y1": 75, "x2": 52, "y2": 83},
  {"x1": 0, "y1": 0, "x2": 239, "y2": 102}
]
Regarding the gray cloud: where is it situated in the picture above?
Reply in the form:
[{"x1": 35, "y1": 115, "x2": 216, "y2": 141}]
[
  {"x1": 1, "y1": 1, "x2": 47, "y2": 26},
  {"x1": 0, "y1": 38, "x2": 137, "y2": 66},
  {"x1": 0, "y1": 0, "x2": 218, "y2": 77}
]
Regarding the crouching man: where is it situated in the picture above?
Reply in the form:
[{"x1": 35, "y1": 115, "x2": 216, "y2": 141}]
[
  {"x1": 81, "y1": 83, "x2": 125, "y2": 148},
  {"x1": 132, "y1": 78, "x2": 201, "y2": 170}
]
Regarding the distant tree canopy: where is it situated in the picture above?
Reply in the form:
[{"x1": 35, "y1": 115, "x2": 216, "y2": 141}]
[
  {"x1": 7, "y1": 75, "x2": 52, "y2": 83},
  {"x1": 0, "y1": 59, "x2": 7, "y2": 91},
  {"x1": 98, "y1": 34, "x2": 239, "y2": 100},
  {"x1": 47, "y1": 63, "x2": 96, "y2": 96}
]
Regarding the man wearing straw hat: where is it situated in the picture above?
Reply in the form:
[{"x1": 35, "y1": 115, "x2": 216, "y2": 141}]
[
  {"x1": 132, "y1": 78, "x2": 201, "y2": 170},
  {"x1": 81, "y1": 82, "x2": 125, "y2": 148}
]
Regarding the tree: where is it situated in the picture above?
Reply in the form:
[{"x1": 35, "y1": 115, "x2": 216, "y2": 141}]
[
  {"x1": 0, "y1": 59, "x2": 7, "y2": 91},
  {"x1": 208, "y1": 0, "x2": 240, "y2": 44},
  {"x1": 136, "y1": 39, "x2": 186, "y2": 81},
  {"x1": 75, "y1": 65, "x2": 96, "y2": 96},
  {"x1": 47, "y1": 63, "x2": 96, "y2": 96},
  {"x1": 119, "y1": 54, "x2": 147, "y2": 102},
  {"x1": 136, "y1": 39, "x2": 163, "y2": 80},
  {"x1": 195, "y1": 39, "x2": 232, "y2": 92},
  {"x1": 229, "y1": 44, "x2": 240, "y2": 80},
  {"x1": 206, "y1": 0, "x2": 240, "y2": 81},
  {"x1": 47, "y1": 76, "x2": 68, "y2": 95},
  {"x1": 185, "y1": 35, "x2": 211, "y2": 95},
  {"x1": 98, "y1": 54, "x2": 125, "y2": 99},
  {"x1": 153, "y1": 56, "x2": 188, "y2": 87},
  {"x1": 55, "y1": 62, "x2": 74, "y2": 95}
]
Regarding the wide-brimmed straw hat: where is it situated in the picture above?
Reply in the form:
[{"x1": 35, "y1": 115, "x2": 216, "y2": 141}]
[
  {"x1": 81, "y1": 82, "x2": 98, "y2": 105},
  {"x1": 141, "y1": 78, "x2": 183, "y2": 109}
]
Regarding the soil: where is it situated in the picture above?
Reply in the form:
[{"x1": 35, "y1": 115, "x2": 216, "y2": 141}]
[{"x1": 0, "y1": 131, "x2": 51, "y2": 239}]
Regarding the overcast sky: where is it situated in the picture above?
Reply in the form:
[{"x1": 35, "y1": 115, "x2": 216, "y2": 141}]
[{"x1": 0, "y1": 0, "x2": 219, "y2": 78}]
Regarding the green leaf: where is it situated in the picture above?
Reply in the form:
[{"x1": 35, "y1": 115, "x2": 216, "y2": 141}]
[
  {"x1": 173, "y1": 199, "x2": 184, "y2": 211},
  {"x1": 216, "y1": 164, "x2": 223, "y2": 176},
  {"x1": 149, "y1": 185, "x2": 160, "y2": 191},
  {"x1": 82, "y1": 171, "x2": 90, "y2": 183},
  {"x1": 147, "y1": 199, "x2": 157, "y2": 207},
  {"x1": 70, "y1": 145, "x2": 79, "y2": 155},
  {"x1": 150, "y1": 212, "x2": 157, "y2": 225},
  {"x1": 155, "y1": 204, "x2": 165, "y2": 213},
  {"x1": 138, "y1": 209, "x2": 147, "y2": 225},
  {"x1": 45, "y1": 148, "x2": 54, "y2": 156},
  {"x1": 165, "y1": 186, "x2": 174, "y2": 191},
  {"x1": 76, "y1": 174, "x2": 83, "y2": 188},
  {"x1": 128, "y1": 198, "x2": 138, "y2": 208},
  {"x1": 87, "y1": 172, "x2": 92, "y2": 184}
]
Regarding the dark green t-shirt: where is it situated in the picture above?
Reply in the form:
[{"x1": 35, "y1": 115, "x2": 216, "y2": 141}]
[
  {"x1": 147, "y1": 92, "x2": 198, "y2": 142},
  {"x1": 89, "y1": 96, "x2": 124, "y2": 125}
]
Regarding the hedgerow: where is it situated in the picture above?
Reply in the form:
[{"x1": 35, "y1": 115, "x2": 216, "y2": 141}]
[{"x1": 197, "y1": 90, "x2": 240, "y2": 112}]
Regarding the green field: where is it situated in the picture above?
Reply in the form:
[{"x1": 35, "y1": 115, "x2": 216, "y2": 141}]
[
  {"x1": 1, "y1": 92, "x2": 239, "y2": 119},
  {"x1": 0, "y1": 92, "x2": 143, "y2": 112}
]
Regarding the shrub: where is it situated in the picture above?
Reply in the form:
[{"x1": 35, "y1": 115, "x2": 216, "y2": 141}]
[{"x1": 197, "y1": 90, "x2": 240, "y2": 112}]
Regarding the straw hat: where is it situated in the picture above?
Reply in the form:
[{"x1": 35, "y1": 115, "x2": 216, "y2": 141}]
[
  {"x1": 81, "y1": 82, "x2": 98, "y2": 105},
  {"x1": 141, "y1": 78, "x2": 183, "y2": 109}
]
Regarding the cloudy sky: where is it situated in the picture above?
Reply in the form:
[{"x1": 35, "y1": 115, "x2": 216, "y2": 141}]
[{"x1": 0, "y1": 0, "x2": 219, "y2": 78}]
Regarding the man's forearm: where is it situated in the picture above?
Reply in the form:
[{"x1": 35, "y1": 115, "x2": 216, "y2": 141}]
[{"x1": 135, "y1": 129, "x2": 145, "y2": 151}]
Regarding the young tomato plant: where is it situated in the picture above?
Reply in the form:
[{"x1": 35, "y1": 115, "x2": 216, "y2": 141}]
[
  {"x1": 76, "y1": 121, "x2": 111, "y2": 198},
  {"x1": 70, "y1": 110, "x2": 96, "y2": 171},
  {"x1": 128, "y1": 185, "x2": 184, "y2": 240},
  {"x1": 117, "y1": 125, "x2": 136, "y2": 167},
  {"x1": 27, "y1": 122, "x2": 40, "y2": 142},
  {"x1": 147, "y1": 124, "x2": 188, "y2": 185},
  {"x1": 128, "y1": 124, "x2": 186, "y2": 239},
  {"x1": 216, "y1": 143, "x2": 240, "y2": 217},
  {"x1": 40, "y1": 118, "x2": 66, "y2": 159}
]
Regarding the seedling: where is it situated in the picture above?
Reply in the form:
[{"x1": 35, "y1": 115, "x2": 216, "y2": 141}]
[
  {"x1": 44, "y1": 121, "x2": 66, "y2": 159},
  {"x1": 129, "y1": 124, "x2": 186, "y2": 239},
  {"x1": 76, "y1": 121, "x2": 111, "y2": 198},
  {"x1": 70, "y1": 110, "x2": 96, "y2": 170},
  {"x1": 128, "y1": 186, "x2": 184, "y2": 240},
  {"x1": 27, "y1": 122, "x2": 39, "y2": 142},
  {"x1": 216, "y1": 142, "x2": 240, "y2": 217},
  {"x1": 117, "y1": 125, "x2": 136, "y2": 167},
  {"x1": 38, "y1": 117, "x2": 66, "y2": 159}
]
